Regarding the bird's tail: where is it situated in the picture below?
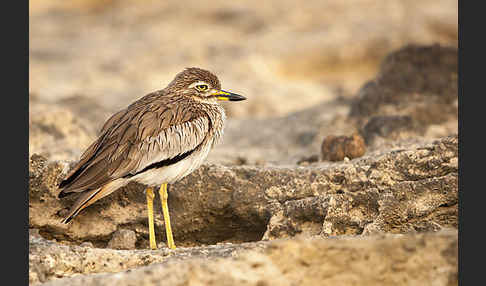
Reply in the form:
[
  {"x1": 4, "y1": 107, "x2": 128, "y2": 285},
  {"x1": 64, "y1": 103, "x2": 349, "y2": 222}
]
[
  {"x1": 61, "y1": 179, "x2": 128, "y2": 224},
  {"x1": 61, "y1": 188, "x2": 100, "y2": 224}
]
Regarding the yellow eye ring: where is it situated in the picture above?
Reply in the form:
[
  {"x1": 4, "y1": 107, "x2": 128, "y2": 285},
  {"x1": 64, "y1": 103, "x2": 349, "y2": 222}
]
[{"x1": 195, "y1": 84, "x2": 209, "y2": 92}]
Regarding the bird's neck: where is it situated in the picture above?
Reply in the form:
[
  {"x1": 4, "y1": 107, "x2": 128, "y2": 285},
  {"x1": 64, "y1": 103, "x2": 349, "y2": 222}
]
[{"x1": 201, "y1": 102, "x2": 226, "y2": 145}]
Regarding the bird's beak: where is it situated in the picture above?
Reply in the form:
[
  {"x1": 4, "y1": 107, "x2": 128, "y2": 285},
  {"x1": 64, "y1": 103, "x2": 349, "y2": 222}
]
[{"x1": 213, "y1": 90, "x2": 246, "y2": 101}]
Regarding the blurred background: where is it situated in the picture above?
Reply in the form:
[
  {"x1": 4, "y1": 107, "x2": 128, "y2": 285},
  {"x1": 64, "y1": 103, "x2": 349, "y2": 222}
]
[
  {"x1": 28, "y1": 2, "x2": 459, "y2": 281},
  {"x1": 29, "y1": 0, "x2": 457, "y2": 163}
]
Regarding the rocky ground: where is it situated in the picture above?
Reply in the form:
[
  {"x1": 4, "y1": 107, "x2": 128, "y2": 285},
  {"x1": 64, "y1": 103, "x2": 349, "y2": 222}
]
[
  {"x1": 30, "y1": 1, "x2": 458, "y2": 285},
  {"x1": 31, "y1": 229, "x2": 457, "y2": 286}
]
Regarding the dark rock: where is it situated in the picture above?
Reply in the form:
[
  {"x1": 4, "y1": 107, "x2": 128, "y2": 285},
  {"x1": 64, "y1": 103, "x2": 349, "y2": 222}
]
[
  {"x1": 361, "y1": 115, "x2": 418, "y2": 145},
  {"x1": 349, "y1": 44, "x2": 458, "y2": 132},
  {"x1": 297, "y1": 154, "x2": 319, "y2": 165},
  {"x1": 321, "y1": 134, "x2": 366, "y2": 161}
]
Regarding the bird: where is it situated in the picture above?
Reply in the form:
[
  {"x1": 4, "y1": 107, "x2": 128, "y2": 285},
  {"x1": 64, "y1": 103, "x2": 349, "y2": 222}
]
[{"x1": 57, "y1": 67, "x2": 246, "y2": 250}]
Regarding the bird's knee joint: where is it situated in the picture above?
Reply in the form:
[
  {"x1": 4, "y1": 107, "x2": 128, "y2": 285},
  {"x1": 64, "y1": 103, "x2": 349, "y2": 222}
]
[
  {"x1": 159, "y1": 186, "x2": 168, "y2": 201},
  {"x1": 145, "y1": 188, "x2": 155, "y2": 200}
]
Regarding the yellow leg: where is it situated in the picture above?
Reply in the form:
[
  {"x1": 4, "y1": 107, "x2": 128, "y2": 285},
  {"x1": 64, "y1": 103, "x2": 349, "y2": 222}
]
[
  {"x1": 159, "y1": 183, "x2": 176, "y2": 249},
  {"x1": 146, "y1": 188, "x2": 157, "y2": 250}
]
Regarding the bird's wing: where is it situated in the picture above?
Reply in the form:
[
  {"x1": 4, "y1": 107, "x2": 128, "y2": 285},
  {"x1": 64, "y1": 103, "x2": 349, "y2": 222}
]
[
  {"x1": 99, "y1": 108, "x2": 128, "y2": 135},
  {"x1": 58, "y1": 96, "x2": 210, "y2": 196}
]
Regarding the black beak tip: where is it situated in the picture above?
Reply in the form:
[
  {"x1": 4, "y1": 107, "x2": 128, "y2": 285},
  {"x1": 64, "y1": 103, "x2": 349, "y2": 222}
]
[{"x1": 230, "y1": 94, "x2": 246, "y2": 101}]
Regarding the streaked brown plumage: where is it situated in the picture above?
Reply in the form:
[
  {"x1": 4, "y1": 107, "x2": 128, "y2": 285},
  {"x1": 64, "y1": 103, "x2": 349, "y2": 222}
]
[{"x1": 58, "y1": 67, "x2": 245, "y2": 249}]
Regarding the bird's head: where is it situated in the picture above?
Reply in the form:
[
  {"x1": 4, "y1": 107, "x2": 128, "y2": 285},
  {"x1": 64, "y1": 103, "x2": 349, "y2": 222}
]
[{"x1": 166, "y1": 67, "x2": 246, "y2": 103}]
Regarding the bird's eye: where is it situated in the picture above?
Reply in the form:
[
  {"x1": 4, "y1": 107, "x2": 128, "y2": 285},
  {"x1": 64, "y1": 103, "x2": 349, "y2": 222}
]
[{"x1": 195, "y1": 84, "x2": 209, "y2": 92}]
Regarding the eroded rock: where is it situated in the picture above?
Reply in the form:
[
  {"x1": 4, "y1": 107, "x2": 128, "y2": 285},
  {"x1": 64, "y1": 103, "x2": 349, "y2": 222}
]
[
  {"x1": 29, "y1": 231, "x2": 267, "y2": 285},
  {"x1": 349, "y1": 44, "x2": 457, "y2": 122},
  {"x1": 349, "y1": 44, "x2": 458, "y2": 150},
  {"x1": 29, "y1": 105, "x2": 96, "y2": 162},
  {"x1": 29, "y1": 135, "x2": 458, "y2": 248},
  {"x1": 35, "y1": 229, "x2": 458, "y2": 286}
]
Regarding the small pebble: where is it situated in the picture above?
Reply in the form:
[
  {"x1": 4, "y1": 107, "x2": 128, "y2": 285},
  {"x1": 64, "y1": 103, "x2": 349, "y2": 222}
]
[
  {"x1": 321, "y1": 134, "x2": 366, "y2": 162},
  {"x1": 80, "y1": 242, "x2": 94, "y2": 248}
]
